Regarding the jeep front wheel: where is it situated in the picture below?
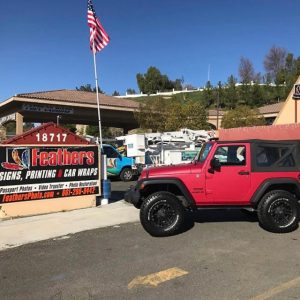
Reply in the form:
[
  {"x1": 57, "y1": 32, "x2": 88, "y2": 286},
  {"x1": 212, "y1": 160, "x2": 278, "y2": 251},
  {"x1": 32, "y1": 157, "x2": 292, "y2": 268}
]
[
  {"x1": 140, "y1": 192, "x2": 186, "y2": 237},
  {"x1": 257, "y1": 190, "x2": 299, "y2": 233}
]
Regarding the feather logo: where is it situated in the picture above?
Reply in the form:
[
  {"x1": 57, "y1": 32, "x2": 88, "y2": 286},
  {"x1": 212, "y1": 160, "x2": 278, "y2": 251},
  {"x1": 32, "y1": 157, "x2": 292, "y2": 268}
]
[{"x1": 1, "y1": 148, "x2": 30, "y2": 170}]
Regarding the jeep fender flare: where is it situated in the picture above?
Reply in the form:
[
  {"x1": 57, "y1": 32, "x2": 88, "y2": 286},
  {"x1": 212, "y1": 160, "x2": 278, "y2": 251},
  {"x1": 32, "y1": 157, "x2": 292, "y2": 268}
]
[
  {"x1": 139, "y1": 178, "x2": 196, "y2": 208},
  {"x1": 250, "y1": 178, "x2": 300, "y2": 206}
]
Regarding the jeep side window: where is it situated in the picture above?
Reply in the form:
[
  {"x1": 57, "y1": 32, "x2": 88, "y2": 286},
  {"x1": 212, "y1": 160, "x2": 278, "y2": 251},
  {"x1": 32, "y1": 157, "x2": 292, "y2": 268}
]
[
  {"x1": 277, "y1": 154, "x2": 295, "y2": 167},
  {"x1": 256, "y1": 146, "x2": 295, "y2": 167},
  {"x1": 214, "y1": 146, "x2": 246, "y2": 166},
  {"x1": 103, "y1": 146, "x2": 119, "y2": 159}
]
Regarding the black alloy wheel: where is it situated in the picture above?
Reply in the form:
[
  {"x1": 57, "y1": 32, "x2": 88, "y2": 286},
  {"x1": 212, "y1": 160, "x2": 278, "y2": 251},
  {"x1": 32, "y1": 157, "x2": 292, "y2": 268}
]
[
  {"x1": 268, "y1": 198, "x2": 295, "y2": 227},
  {"x1": 258, "y1": 190, "x2": 299, "y2": 233},
  {"x1": 149, "y1": 200, "x2": 178, "y2": 229},
  {"x1": 140, "y1": 192, "x2": 186, "y2": 237}
]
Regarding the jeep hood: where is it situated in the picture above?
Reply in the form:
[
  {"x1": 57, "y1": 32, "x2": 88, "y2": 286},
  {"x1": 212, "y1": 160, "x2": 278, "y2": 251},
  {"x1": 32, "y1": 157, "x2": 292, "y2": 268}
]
[{"x1": 142, "y1": 163, "x2": 196, "y2": 178}]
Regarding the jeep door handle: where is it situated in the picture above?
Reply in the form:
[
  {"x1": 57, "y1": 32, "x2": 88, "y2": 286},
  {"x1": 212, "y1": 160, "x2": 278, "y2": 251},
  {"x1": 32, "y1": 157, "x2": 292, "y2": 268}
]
[{"x1": 238, "y1": 171, "x2": 249, "y2": 175}]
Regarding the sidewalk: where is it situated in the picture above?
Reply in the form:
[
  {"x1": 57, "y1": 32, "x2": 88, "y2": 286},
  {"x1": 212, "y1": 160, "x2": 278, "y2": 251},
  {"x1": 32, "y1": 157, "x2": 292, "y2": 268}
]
[{"x1": 0, "y1": 200, "x2": 139, "y2": 251}]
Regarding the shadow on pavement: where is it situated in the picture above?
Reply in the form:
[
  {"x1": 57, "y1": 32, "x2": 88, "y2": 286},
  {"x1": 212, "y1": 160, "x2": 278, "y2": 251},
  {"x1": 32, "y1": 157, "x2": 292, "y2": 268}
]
[
  {"x1": 109, "y1": 190, "x2": 128, "y2": 203},
  {"x1": 176, "y1": 210, "x2": 258, "y2": 236},
  {"x1": 109, "y1": 178, "x2": 136, "y2": 203},
  {"x1": 192, "y1": 209, "x2": 258, "y2": 223}
]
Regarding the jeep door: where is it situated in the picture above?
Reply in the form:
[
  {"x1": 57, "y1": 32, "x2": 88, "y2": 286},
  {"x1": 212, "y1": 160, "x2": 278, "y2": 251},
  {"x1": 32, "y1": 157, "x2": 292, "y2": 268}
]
[{"x1": 205, "y1": 143, "x2": 251, "y2": 204}]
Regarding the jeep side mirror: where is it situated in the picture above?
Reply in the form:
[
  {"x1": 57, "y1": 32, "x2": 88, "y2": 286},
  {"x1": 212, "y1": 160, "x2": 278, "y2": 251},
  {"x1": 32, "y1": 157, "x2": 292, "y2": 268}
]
[{"x1": 210, "y1": 158, "x2": 221, "y2": 172}]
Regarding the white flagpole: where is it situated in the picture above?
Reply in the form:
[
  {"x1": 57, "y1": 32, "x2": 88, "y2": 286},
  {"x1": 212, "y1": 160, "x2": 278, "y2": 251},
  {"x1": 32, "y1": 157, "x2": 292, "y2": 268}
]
[
  {"x1": 92, "y1": 41, "x2": 103, "y2": 150},
  {"x1": 92, "y1": 42, "x2": 109, "y2": 205}
]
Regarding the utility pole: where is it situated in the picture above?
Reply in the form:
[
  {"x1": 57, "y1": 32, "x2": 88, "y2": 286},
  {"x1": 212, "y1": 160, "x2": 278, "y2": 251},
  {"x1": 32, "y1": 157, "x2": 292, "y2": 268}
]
[{"x1": 216, "y1": 82, "x2": 221, "y2": 129}]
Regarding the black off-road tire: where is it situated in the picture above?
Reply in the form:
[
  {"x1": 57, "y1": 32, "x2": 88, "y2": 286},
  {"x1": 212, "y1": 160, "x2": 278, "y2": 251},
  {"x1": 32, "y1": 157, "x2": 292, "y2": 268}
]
[
  {"x1": 120, "y1": 168, "x2": 133, "y2": 182},
  {"x1": 140, "y1": 192, "x2": 186, "y2": 237},
  {"x1": 257, "y1": 190, "x2": 299, "y2": 233}
]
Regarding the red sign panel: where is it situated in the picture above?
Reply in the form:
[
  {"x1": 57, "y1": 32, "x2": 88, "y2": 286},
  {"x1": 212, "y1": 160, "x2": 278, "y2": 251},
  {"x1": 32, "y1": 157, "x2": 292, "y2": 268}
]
[{"x1": 3, "y1": 122, "x2": 91, "y2": 145}]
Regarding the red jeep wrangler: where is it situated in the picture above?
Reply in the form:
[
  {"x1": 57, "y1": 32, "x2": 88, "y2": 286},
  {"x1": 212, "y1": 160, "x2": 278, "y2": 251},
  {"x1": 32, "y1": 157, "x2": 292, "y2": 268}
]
[{"x1": 125, "y1": 140, "x2": 300, "y2": 236}]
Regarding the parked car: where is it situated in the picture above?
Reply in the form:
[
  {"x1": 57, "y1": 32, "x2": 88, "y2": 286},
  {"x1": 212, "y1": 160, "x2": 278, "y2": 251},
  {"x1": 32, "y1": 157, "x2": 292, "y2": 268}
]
[{"x1": 102, "y1": 144, "x2": 137, "y2": 181}]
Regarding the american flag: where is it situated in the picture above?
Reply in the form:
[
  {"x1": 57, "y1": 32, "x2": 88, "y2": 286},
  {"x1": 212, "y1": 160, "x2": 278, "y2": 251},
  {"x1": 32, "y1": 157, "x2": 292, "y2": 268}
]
[{"x1": 87, "y1": 0, "x2": 110, "y2": 53}]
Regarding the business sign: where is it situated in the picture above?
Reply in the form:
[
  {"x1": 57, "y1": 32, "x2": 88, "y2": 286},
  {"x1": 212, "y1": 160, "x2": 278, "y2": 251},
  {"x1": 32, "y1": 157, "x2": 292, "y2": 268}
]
[
  {"x1": 0, "y1": 114, "x2": 16, "y2": 126},
  {"x1": 0, "y1": 146, "x2": 99, "y2": 203},
  {"x1": 22, "y1": 104, "x2": 74, "y2": 114},
  {"x1": 293, "y1": 84, "x2": 300, "y2": 100}
]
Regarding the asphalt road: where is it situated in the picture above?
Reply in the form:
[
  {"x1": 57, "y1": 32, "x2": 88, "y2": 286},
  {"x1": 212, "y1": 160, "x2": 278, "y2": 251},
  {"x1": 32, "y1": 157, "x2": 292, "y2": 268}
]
[{"x1": 1, "y1": 179, "x2": 300, "y2": 300}]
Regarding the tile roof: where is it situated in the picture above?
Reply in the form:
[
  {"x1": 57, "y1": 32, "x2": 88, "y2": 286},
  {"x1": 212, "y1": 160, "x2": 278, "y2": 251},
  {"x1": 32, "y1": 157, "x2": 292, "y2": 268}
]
[
  {"x1": 16, "y1": 89, "x2": 140, "y2": 109},
  {"x1": 258, "y1": 102, "x2": 284, "y2": 114}
]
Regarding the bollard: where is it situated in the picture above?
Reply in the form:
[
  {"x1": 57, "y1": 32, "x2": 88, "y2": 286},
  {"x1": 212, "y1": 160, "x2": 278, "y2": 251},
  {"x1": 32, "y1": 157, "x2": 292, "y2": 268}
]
[{"x1": 101, "y1": 179, "x2": 111, "y2": 205}]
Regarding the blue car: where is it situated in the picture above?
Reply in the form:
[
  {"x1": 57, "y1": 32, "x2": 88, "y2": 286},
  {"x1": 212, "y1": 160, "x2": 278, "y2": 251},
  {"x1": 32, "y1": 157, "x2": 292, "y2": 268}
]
[{"x1": 102, "y1": 144, "x2": 136, "y2": 181}]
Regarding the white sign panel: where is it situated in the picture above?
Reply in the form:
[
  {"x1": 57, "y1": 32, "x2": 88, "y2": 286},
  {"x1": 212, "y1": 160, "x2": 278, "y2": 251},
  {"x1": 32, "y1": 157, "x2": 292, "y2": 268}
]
[{"x1": 22, "y1": 104, "x2": 74, "y2": 114}]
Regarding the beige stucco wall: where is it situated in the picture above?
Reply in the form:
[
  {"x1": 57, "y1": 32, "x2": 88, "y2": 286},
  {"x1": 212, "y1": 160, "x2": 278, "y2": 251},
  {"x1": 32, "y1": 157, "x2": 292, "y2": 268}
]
[
  {"x1": 0, "y1": 195, "x2": 97, "y2": 219},
  {"x1": 274, "y1": 76, "x2": 300, "y2": 125}
]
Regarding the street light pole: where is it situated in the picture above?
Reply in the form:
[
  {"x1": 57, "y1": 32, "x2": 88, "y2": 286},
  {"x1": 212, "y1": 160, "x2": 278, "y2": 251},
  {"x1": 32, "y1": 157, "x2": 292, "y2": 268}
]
[{"x1": 57, "y1": 115, "x2": 61, "y2": 126}]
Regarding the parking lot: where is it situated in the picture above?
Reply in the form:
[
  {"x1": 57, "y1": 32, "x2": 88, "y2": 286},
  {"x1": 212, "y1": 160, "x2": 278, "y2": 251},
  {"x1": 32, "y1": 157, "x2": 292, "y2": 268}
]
[{"x1": 0, "y1": 179, "x2": 300, "y2": 300}]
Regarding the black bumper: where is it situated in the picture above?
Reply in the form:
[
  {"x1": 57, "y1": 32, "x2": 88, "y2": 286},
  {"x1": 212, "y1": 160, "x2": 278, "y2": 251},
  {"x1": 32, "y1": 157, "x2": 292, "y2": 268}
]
[{"x1": 124, "y1": 185, "x2": 141, "y2": 207}]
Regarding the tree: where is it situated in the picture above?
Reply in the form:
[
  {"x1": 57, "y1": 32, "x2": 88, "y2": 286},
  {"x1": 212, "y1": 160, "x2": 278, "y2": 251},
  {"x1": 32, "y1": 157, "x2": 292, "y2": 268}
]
[
  {"x1": 183, "y1": 84, "x2": 196, "y2": 90},
  {"x1": 249, "y1": 84, "x2": 264, "y2": 107},
  {"x1": 202, "y1": 81, "x2": 214, "y2": 107},
  {"x1": 164, "y1": 100, "x2": 207, "y2": 131},
  {"x1": 5, "y1": 122, "x2": 16, "y2": 136},
  {"x1": 86, "y1": 125, "x2": 99, "y2": 136},
  {"x1": 134, "y1": 97, "x2": 168, "y2": 132},
  {"x1": 86, "y1": 125, "x2": 123, "y2": 138},
  {"x1": 264, "y1": 46, "x2": 287, "y2": 82},
  {"x1": 76, "y1": 84, "x2": 104, "y2": 94},
  {"x1": 284, "y1": 53, "x2": 300, "y2": 94},
  {"x1": 112, "y1": 90, "x2": 120, "y2": 96},
  {"x1": 224, "y1": 75, "x2": 238, "y2": 109},
  {"x1": 24, "y1": 122, "x2": 35, "y2": 132},
  {"x1": 135, "y1": 98, "x2": 207, "y2": 132},
  {"x1": 62, "y1": 124, "x2": 77, "y2": 133},
  {"x1": 172, "y1": 78, "x2": 183, "y2": 91},
  {"x1": 136, "y1": 66, "x2": 182, "y2": 94},
  {"x1": 237, "y1": 57, "x2": 255, "y2": 105},
  {"x1": 221, "y1": 106, "x2": 265, "y2": 129},
  {"x1": 164, "y1": 101, "x2": 184, "y2": 131},
  {"x1": 181, "y1": 101, "x2": 207, "y2": 130},
  {"x1": 239, "y1": 57, "x2": 255, "y2": 83},
  {"x1": 216, "y1": 81, "x2": 225, "y2": 108},
  {"x1": 253, "y1": 72, "x2": 262, "y2": 84},
  {"x1": 126, "y1": 88, "x2": 136, "y2": 95}
]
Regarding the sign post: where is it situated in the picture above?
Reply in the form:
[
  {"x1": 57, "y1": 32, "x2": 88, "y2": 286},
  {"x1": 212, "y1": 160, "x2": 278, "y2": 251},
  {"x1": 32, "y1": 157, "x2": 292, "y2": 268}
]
[{"x1": 293, "y1": 84, "x2": 300, "y2": 123}]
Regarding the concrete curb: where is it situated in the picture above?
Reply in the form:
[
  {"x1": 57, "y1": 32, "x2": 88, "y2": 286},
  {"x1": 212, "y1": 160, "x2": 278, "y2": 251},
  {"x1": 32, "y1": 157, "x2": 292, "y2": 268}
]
[{"x1": 0, "y1": 201, "x2": 139, "y2": 251}]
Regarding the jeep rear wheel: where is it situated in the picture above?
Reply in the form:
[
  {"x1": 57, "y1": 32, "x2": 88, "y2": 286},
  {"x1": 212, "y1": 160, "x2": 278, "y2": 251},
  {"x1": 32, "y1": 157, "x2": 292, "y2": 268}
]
[
  {"x1": 257, "y1": 190, "x2": 299, "y2": 233},
  {"x1": 140, "y1": 192, "x2": 186, "y2": 237}
]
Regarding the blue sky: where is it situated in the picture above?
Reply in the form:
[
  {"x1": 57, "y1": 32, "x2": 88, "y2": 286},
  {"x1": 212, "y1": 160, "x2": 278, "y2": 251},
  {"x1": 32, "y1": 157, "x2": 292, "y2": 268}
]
[{"x1": 1, "y1": 0, "x2": 300, "y2": 100}]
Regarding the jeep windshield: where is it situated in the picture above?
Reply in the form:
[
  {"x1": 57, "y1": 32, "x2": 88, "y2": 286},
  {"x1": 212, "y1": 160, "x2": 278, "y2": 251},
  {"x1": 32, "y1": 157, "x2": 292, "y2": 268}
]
[{"x1": 197, "y1": 142, "x2": 213, "y2": 162}]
